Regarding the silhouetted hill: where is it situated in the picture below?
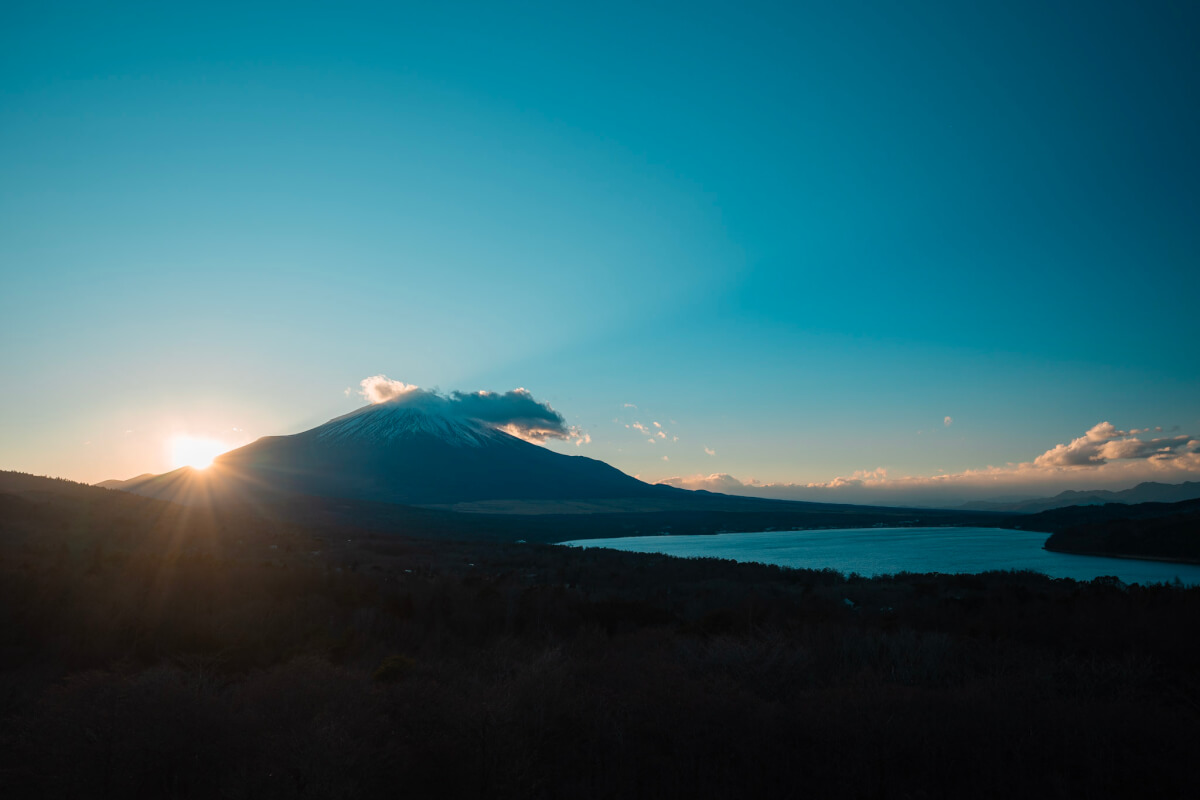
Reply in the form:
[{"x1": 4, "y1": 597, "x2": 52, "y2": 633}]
[
  {"x1": 960, "y1": 481, "x2": 1200, "y2": 513},
  {"x1": 1031, "y1": 498, "x2": 1200, "y2": 563}
]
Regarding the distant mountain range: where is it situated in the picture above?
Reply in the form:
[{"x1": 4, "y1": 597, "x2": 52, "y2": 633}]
[
  {"x1": 959, "y1": 481, "x2": 1200, "y2": 513},
  {"x1": 92, "y1": 399, "x2": 999, "y2": 538},
  {"x1": 95, "y1": 396, "x2": 1200, "y2": 547}
]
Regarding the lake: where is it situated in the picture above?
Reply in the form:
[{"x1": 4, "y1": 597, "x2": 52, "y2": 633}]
[{"x1": 560, "y1": 527, "x2": 1200, "y2": 586}]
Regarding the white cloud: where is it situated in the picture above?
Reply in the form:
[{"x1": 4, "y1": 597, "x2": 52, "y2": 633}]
[
  {"x1": 1032, "y1": 421, "x2": 1191, "y2": 468},
  {"x1": 359, "y1": 375, "x2": 420, "y2": 404},
  {"x1": 659, "y1": 473, "x2": 748, "y2": 493},
  {"x1": 653, "y1": 421, "x2": 662, "y2": 428},
  {"x1": 704, "y1": 446, "x2": 716, "y2": 456},
  {"x1": 944, "y1": 416, "x2": 953, "y2": 427},
  {"x1": 657, "y1": 431, "x2": 667, "y2": 439},
  {"x1": 355, "y1": 375, "x2": 577, "y2": 443}
]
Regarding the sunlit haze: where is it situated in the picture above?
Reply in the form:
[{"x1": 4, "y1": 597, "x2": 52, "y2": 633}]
[{"x1": 169, "y1": 437, "x2": 230, "y2": 471}]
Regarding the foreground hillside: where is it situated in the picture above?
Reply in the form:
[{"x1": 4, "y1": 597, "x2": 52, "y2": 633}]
[{"x1": 3, "y1": 473, "x2": 1200, "y2": 798}]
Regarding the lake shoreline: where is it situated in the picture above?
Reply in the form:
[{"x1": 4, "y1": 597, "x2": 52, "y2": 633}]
[
  {"x1": 562, "y1": 526, "x2": 1200, "y2": 586},
  {"x1": 1043, "y1": 544, "x2": 1200, "y2": 567}
]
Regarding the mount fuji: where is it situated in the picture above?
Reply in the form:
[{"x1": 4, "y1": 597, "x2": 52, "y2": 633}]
[{"x1": 101, "y1": 396, "x2": 668, "y2": 507}]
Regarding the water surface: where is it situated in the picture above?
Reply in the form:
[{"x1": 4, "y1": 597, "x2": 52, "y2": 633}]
[{"x1": 560, "y1": 527, "x2": 1200, "y2": 586}]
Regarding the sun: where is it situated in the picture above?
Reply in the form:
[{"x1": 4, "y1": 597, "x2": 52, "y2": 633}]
[{"x1": 170, "y1": 436, "x2": 229, "y2": 470}]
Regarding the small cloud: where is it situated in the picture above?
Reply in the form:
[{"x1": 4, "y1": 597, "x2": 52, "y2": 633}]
[
  {"x1": 623, "y1": 403, "x2": 638, "y2": 408},
  {"x1": 673, "y1": 436, "x2": 679, "y2": 442},
  {"x1": 662, "y1": 455, "x2": 669, "y2": 461},
  {"x1": 806, "y1": 468, "x2": 889, "y2": 489},
  {"x1": 659, "y1": 473, "x2": 746, "y2": 492},
  {"x1": 944, "y1": 416, "x2": 953, "y2": 427},
  {"x1": 632, "y1": 422, "x2": 651, "y2": 435},
  {"x1": 704, "y1": 446, "x2": 716, "y2": 456},
  {"x1": 360, "y1": 375, "x2": 420, "y2": 404},
  {"x1": 653, "y1": 421, "x2": 662, "y2": 428},
  {"x1": 575, "y1": 433, "x2": 592, "y2": 447},
  {"x1": 648, "y1": 438, "x2": 656, "y2": 444},
  {"x1": 657, "y1": 431, "x2": 667, "y2": 439}
]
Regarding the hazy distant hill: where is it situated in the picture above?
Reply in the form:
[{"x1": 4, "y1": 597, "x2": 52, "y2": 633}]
[{"x1": 960, "y1": 481, "x2": 1200, "y2": 513}]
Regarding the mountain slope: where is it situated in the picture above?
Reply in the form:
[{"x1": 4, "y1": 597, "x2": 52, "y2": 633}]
[{"x1": 104, "y1": 399, "x2": 669, "y2": 507}]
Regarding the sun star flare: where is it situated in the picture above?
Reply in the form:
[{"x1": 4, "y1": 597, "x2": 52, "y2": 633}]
[{"x1": 169, "y1": 436, "x2": 229, "y2": 470}]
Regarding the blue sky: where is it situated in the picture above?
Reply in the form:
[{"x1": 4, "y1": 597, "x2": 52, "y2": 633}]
[{"x1": 3, "y1": 1, "x2": 1198, "y2": 500}]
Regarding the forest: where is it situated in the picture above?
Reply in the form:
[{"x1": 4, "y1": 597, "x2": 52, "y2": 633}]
[{"x1": 2, "y1": 472, "x2": 1199, "y2": 798}]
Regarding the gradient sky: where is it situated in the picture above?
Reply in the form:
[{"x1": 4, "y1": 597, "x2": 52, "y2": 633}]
[{"x1": 3, "y1": 1, "x2": 1198, "y2": 501}]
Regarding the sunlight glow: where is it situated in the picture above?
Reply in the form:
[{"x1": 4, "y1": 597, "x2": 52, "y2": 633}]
[{"x1": 170, "y1": 436, "x2": 229, "y2": 470}]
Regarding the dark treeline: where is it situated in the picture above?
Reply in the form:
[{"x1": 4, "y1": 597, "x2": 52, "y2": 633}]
[{"x1": 2, "y1": 473, "x2": 1200, "y2": 798}]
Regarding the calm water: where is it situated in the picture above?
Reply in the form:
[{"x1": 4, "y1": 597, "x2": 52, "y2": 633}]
[{"x1": 560, "y1": 527, "x2": 1200, "y2": 586}]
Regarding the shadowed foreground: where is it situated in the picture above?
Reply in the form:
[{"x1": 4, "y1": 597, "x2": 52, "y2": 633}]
[{"x1": 2, "y1": 474, "x2": 1199, "y2": 798}]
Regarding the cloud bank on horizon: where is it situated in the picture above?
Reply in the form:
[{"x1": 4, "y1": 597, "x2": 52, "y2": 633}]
[
  {"x1": 659, "y1": 422, "x2": 1200, "y2": 506},
  {"x1": 357, "y1": 375, "x2": 588, "y2": 445}
]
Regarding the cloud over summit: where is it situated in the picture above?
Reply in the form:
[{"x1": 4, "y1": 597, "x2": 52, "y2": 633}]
[{"x1": 357, "y1": 375, "x2": 581, "y2": 443}]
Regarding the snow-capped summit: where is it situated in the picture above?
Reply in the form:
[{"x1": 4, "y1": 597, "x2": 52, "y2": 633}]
[{"x1": 314, "y1": 400, "x2": 509, "y2": 448}]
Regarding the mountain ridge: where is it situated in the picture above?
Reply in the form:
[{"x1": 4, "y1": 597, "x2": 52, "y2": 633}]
[{"x1": 959, "y1": 480, "x2": 1200, "y2": 513}]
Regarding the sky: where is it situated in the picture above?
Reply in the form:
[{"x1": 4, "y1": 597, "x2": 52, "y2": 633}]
[{"x1": 2, "y1": 1, "x2": 1198, "y2": 504}]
